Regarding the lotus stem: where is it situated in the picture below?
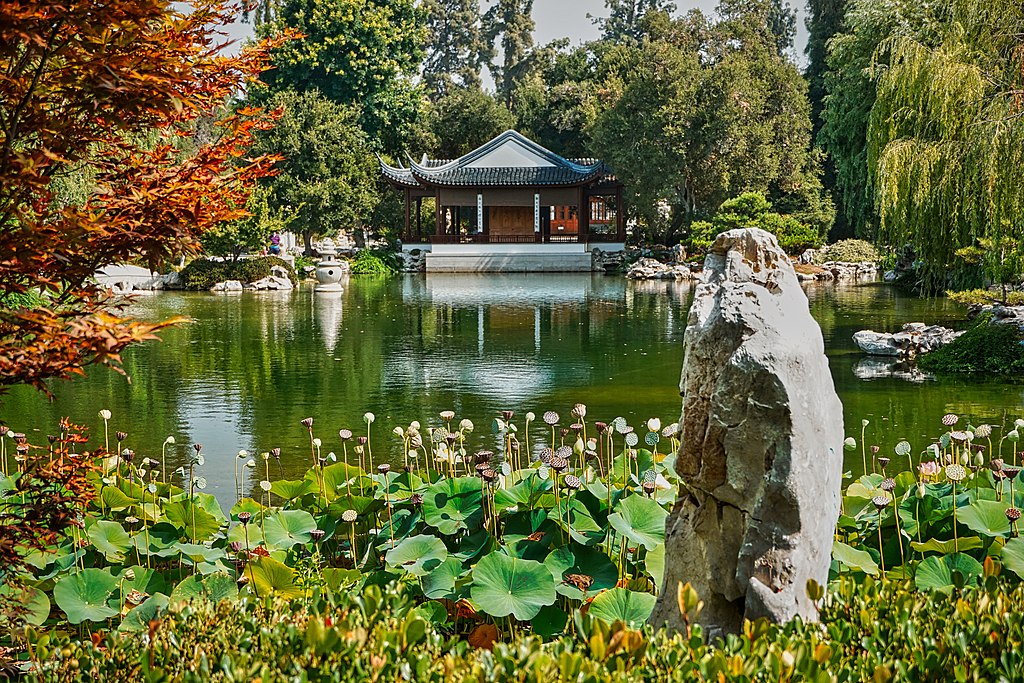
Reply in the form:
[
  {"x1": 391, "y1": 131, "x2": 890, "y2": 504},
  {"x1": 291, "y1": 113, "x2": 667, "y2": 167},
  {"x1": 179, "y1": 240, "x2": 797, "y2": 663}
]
[{"x1": 877, "y1": 509, "x2": 886, "y2": 577}]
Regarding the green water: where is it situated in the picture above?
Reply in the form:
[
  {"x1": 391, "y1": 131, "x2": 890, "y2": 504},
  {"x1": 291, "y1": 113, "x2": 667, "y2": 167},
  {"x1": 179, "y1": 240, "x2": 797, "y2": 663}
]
[{"x1": 4, "y1": 274, "x2": 1023, "y2": 502}]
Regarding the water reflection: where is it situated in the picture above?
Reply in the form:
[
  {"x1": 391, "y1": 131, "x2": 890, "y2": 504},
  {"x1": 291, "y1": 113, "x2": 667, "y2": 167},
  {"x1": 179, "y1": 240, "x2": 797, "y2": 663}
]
[{"x1": 3, "y1": 275, "x2": 1023, "y2": 507}]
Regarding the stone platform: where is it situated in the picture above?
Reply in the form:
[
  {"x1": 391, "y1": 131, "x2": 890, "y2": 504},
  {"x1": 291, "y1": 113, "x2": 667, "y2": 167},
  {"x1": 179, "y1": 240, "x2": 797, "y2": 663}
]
[{"x1": 418, "y1": 243, "x2": 623, "y2": 273}]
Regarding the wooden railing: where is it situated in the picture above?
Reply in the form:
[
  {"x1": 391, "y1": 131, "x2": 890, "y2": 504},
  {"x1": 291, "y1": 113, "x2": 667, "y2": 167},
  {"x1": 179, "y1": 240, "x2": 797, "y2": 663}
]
[{"x1": 417, "y1": 233, "x2": 622, "y2": 245}]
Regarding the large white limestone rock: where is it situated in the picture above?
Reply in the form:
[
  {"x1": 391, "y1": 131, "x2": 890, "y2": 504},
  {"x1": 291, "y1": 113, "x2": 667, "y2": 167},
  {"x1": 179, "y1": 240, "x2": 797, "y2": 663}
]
[{"x1": 650, "y1": 228, "x2": 844, "y2": 638}]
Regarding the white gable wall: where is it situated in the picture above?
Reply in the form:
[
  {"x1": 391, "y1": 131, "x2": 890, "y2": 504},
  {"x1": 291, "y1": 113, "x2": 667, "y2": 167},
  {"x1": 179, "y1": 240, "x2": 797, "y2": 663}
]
[{"x1": 464, "y1": 138, "x2": 555, "y2": 168}]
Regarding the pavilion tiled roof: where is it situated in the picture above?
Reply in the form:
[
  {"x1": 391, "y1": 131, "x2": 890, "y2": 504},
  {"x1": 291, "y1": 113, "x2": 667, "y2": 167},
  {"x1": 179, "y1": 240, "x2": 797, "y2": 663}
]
[{"x1": 379, "y1": 131, "x2": 613, "y2": 189}]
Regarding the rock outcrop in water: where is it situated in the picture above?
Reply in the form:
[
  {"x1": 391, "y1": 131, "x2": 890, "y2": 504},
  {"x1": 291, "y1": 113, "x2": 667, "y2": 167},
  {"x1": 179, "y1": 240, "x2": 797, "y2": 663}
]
[
  {"x1": 651, "y1": 228, "x2": 844, "y2": 639},
  {"x1": 853, "y1": 323, "x2": 963, "y2": 358}
]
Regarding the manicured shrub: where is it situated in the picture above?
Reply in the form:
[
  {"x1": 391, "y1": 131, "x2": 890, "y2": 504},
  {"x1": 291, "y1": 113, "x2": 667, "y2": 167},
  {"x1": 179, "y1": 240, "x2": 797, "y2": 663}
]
[
  {"x1": 815, "y1": 239, "x2": 880, "y2": 264},
  {"x1": 179, "y1": 257, "x2": 296, "y2": 290},
  {"x1": 919, "y1": 315, "x2": 1024, "y2": 374},
  {"x1": 178, "y1": 258, "x2": 229, "y2": 290}
]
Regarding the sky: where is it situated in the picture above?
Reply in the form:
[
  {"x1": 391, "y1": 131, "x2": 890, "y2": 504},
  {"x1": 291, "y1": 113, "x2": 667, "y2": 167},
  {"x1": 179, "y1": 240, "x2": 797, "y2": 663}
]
[{"x1": 221, "y1": 1, "x2": 809, "y2": 68}]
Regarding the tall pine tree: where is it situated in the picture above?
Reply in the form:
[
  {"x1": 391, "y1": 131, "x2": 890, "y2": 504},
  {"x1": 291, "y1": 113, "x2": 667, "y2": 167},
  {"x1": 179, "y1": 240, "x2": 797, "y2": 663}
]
[
  {"x1": 592, "y1": 0, "x2": 677, "y2": 42},
  {"x1": 483, "y1": 0, "x2": 535, "y2": 108},
  {"x1": 422, "y1": 0, "x2": 489, "y2": 97}
]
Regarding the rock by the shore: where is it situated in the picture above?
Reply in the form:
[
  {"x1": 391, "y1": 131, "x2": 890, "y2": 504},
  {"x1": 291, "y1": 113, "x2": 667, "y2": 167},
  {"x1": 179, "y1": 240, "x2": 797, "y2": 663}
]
[
  {"x1": 210, "y1": 280, "x2": 244, "y2": 293},
  {"x1": 795, "y1": 261, "x2": 878, "y2": 282},
  {"x1": 246, "y1": 276, "x2": 293, "y2": 291},
  {"x1": 625, "y1": 257, "x2": 695, "y2": 281},
  {"x1": 853, "y1": 322, "x2": 963, "y2": 358},
  {"x1": 969, "y1": 304, "x2": 1024, "y2": 333},
  {"x1": 652, "y1": 228, "x2": 843, "y2": 638}
]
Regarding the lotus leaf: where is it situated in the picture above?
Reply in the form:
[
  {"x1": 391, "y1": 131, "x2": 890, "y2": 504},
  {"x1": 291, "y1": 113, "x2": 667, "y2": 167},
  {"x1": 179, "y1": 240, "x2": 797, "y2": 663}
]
[
  {"x1": 263, "y1": 509, "x2": 317, "y2": 550},
  {"x1": 0, "y1": 584, "x2": 50, "y2": 626},
  {"x1": 543, "y1": 546, "x2": 618, "y2": 600},
  {"x1": 163, "y1": 499, "x2": 223, "y2": 541},
  {"x1": 385, "y1": 534, "x2": 448, "y2": 576},
  {"x1": 1000, "y1": 538, "x2": 1024, "y2": 579},
  {"x1": 420, "y1": 557, "x2": 466, "y2": 600},
  {"x1": 119, "y1": 593, "x2": 169, "y2": 633},
  {"x1": 587, "y1": 587, "x2": 656, "y2": 628},
  {"x1": 246, "y1": 556, "x2": 303, "y2": 599},
  {"x1": 832, "y1": 541, "x2": 879, "y2": 575},
  {"x1": 915, "y1": 553, "x2": 983, "y2": 593},
  {"x1": 423, "y1": 477, "x2": 483, "y2": 535},
  {"x1": 554, "y1": 495, "x2": 606, "y2": 546},
  {"x1": 170, "y1": 572, "x2": 239, "y2": 605},
  {"x1": 270, "y1": 479, "x2": 317, "y2": 501},
  {"x1": 957, "y1": 500, "x2": 1011, "y2": 537},
  {"x1": 53, "y1": 568, "x2": 119, "y2": 624},
  {"x1": 87, "y1": 520, "x2": 131, "y2": 563},
  {"x1": 608, "y1": 494, "x2": 667, "y2": 550},
  {"x1": 469, "y1": 552, "x2": 556, "y2": 620},
  {"x1": 911, "y1": 537, "x2": 984, "y2": 555}
]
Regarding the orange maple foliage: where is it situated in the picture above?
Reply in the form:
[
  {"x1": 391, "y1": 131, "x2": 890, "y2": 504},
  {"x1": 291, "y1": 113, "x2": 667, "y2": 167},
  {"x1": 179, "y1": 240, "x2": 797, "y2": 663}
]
[{"x1": 0, "y1": 0, "x2": 288, "y2": 393}]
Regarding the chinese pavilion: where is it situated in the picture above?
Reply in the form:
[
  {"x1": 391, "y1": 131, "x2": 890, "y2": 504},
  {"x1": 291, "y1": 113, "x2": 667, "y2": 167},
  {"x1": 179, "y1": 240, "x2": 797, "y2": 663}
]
[{"x1": 380, "y1": 131, "x2": 625, "y2": 272}]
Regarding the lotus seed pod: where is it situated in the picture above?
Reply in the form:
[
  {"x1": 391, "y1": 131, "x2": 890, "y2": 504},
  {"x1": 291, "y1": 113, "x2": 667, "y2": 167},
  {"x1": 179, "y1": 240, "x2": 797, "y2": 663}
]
[
  {"x1": 975, "y1": 424, "x2": 992, "y2": 438},
  {"x1": 165, "y1": 435, "x2": 176, "y2": 445},
  {"x1": 124, "y1": 569, "x2": 136, "y2": 582},
  {"x1": 941, "y1": 414, "x2": 959, "y2": 427},
  {"x1": 525, "y1": 412, "x2": 535, "y2": 423},
  {"x1": 393, "y1": 426, "x2": 404, "y2": 437},
  {"x1": 843, "y1": 437, "x2": 856, "y2": 451},
  {"x1": 301, "y1": 417, "x2": 313, "y2": 428},
  {"x1": 1009, "y1": 430, "x2": 1020, "y2": 443},
  {"x1": 341, "y1": 509, "x2": 358, "y2": 523},
  {"x1": 99, "y1": 409, "x2": 112, "y2": 420},
  {"x1": 409, "y1": 421, "x2": 421, "y2": 431},
  {"x1": 339, "y1": 429, "x2": 353, "y2": 441},
  {"x1": 238, "y1": 512, "x2": 252, "y2": 525},
  {"x1": 460, "y1": 419, "x2": 474, "y2": 432},
  {"x1": 259, "y1": 480, "x2": 272, "y2": 491},
  {"x1": 312, "y1": 437, "x2": 322, "y2": 448},
  {"x1": 115, "y1": 431, "x2": 127, "y2": 442},
  {"x1": 871, "y1": 495, "x2": 889, "y2": 510},
  {"x1": 237, "y1": 449, "x2": 248, "y2": 458},
  {"x1": 364, "y1": 412, "x2": 375, "y2": 424},
  {"x1": 1016, "y1": 418, "x2": 1024, "y2": 429}
]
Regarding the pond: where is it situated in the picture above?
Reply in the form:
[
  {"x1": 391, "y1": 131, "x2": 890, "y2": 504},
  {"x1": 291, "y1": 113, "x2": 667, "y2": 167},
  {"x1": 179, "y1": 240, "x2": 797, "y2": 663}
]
[{"x1": 4, "y1": 274, "x2": 1023, "y2": 504}]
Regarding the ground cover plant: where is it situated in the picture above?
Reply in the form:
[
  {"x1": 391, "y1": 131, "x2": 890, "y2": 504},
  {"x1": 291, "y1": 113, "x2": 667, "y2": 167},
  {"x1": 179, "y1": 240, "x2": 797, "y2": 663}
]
[{"x1": 3, "y1": 408, "x2": 1024, "y2": 679}]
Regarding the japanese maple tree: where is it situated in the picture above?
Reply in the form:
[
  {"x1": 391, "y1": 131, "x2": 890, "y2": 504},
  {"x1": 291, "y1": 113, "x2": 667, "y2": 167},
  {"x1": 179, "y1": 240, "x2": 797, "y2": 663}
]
[{"x1": 0, "y1": 0, "x2": 286, "y2": 393}]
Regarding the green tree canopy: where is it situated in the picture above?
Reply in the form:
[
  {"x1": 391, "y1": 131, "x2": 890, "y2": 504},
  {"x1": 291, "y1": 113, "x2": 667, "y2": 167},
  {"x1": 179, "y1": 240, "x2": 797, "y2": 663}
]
[
  {"x1": 250, "y1": 89, "x2": 379, "y2": 255},
  {"x1": 259, "y1": 0, "x2": 426, "y2": 153},
  {"x1": 201, "y1": 185, "x2": 284, "y2": 261},
  {"x1": 428, "y1": 87, "x2": 514, "y2": 159},
  {"x1": 422, "y1": 0, "x2": 489, "y2": 96},
  {"x1": 592, "y1": 0, "x2": 678, "y2": 42},
  {"x1": 867, "y1": 0, "x2": 1024, "y2": 292},
  {"x1": 483, "y1": 0, "x2": 536, "y2": 108},
  {"x1": 590, "y1": 0, "x2": 832, "y2": 242}
]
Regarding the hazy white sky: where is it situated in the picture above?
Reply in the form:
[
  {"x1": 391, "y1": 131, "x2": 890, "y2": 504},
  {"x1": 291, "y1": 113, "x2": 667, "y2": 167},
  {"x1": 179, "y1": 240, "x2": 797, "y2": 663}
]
[{"x1": 221, "y1": 1, "x2": 808, "y2": 66}]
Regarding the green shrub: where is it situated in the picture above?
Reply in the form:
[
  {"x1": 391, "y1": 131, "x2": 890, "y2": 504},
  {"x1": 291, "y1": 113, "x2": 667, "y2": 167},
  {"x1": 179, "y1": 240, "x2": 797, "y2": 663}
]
[
  {"x1": 947, "y1": 288, "x2": 1024, "y2": 307},
  {"x1": 684, "y1": 192, "x2": 823, "y2": 257},
  {"x1": 178, "y1": 259, "x2": 229, "y2": 290},
  {"x1": 349, "y1": 249, "x2": 397, "y2": 275},
  {"x1": 919, "y1": 315, "x2": 1024, "y2": 374},
  {"x1": 179, "y1": 257, "x2": 296, "y2": 290},
  {"x1": 815, "y1": 239, "x2": 880, "y2": 264},
  {"x1": 0, "y1": 290, "x2": 45, "y2": 311},
  {"x1": 24, "y1": 576, "x2": 1024, "y2": 682}
]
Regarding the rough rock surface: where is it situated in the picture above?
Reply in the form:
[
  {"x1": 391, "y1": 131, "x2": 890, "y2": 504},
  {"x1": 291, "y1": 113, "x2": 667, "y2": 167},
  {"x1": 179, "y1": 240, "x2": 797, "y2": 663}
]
[
  {"x1": 592, "y1": 248, "x2": 627, "y2": 272},
  {"x1": 970, "y1": 304, "x2": 1024, "y2": 333},
  {"x1": 853, "y1": 323, "x2": 963, "y2": 358},
  {"x1": 795, "y1": 261, "x2": 877, "y2": 281},
  {"x1": 400, "y1": 249, "x2": 427, "y2": 273},
  {"x1": 246, "y1": 276, "x2": 293, "y2": 291},
  {"x1": 650, "y1": 228, "x2": 844, "y2": 639},
  {"x1": 626, "y1": 257, "x2": 696, "y2": 281},
  {"x1": 210, "y1": 280, "x2": 244, "y2": 293}
]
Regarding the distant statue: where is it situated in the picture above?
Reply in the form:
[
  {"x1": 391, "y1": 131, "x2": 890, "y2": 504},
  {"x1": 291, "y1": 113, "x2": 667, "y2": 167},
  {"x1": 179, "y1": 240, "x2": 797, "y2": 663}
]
[{"x1": 269, "y1": 232, "x2": 282, "y2": 256}]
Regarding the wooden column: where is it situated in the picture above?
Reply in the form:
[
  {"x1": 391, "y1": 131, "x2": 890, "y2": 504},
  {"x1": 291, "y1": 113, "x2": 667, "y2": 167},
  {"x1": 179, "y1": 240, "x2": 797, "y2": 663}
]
[
  {"x1": 435, "y1": 189, "x2": 442, "y2": 238},
  {"x1": 403, "y1": 189, "x2": 411, "y2": 241},
  {"x1": 578, "y1": 187, "x2": 590, "y2": 243},
  {"x1": 616, "y1": 186, "x2": 626, "y2": 242},
  {"x1": 416, "y1": 197, "x2": 422, "y2": 241}
]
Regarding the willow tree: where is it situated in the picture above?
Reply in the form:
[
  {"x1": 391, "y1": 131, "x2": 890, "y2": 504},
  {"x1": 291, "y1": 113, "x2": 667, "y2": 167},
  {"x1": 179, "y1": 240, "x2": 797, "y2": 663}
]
[{"x1": 867, "y1": 0, "x2": 1024, "y2": 293}]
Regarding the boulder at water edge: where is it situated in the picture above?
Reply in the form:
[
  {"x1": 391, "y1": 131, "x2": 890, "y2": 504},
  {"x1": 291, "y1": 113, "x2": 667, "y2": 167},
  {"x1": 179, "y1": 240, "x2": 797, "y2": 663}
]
[{"x1": 650, "y1": 228, "x2": 844, "y2": 639}]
